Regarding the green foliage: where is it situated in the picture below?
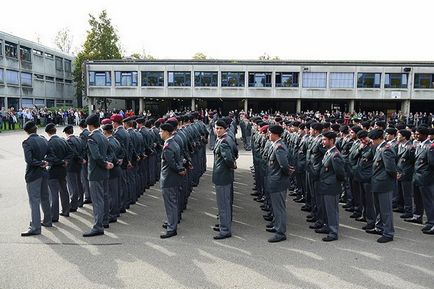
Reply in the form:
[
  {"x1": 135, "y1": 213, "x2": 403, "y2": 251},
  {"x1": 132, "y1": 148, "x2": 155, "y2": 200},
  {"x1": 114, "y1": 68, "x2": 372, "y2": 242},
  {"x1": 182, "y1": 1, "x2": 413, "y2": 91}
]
[
  {"x1": 73, "y1": 10, "x2": 122, "y2": 107},
  {"x1": 192, "y1": 52, "x2": 207, "y2": 60}
]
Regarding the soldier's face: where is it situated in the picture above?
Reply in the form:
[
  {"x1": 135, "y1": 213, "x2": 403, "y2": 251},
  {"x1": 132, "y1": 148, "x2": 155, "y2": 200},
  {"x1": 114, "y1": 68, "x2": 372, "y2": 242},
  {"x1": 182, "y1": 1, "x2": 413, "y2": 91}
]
[
  {"x1": 322, "y1": 137, "x2": 332, "y2": 148},
  {"x1": 160, "y1": 129, "x2": 170, "y2": 140},
  {"x1": 215, "y1": 126, "x2": 226, "y2": 137},
  {"x1": 386, "y1": 133, "x2": 395, "y2": 141},
  {"x1": 361, "y1": 137, "x2": 370, "y2": 146}
]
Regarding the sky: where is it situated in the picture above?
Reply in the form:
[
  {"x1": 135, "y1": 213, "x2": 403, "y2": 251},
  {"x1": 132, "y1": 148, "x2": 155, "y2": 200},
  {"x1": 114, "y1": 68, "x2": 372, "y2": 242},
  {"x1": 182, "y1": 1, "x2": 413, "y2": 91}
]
[{"x1": 1, "y1": 0, "x2": 433, "y2": 61}]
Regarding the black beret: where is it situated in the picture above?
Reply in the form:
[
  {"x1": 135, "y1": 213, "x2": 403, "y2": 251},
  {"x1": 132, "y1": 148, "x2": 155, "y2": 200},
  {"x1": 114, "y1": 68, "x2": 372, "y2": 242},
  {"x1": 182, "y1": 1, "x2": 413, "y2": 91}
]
[
  {"x1": 23, "y1": 121, "x2": 36, "y2": 132},
  {"x1": 63, "y1": 125, "x2": 73, "y2": 134},
  {"x1": 299, "y1": 123, "x2": 306, "y2": 130},
  {"x1": 396, "y1": 123, "x2": 406, "y2": 130},
  {"x1": 215, "y1": 119, "x2": 228, "y2": 129},
  {"x1": 275, "y1": 116, "x2": 283, "y2": 123},
  {"x1": 223, "y1": 117, "x2": 232, "y2": 126},
  {"x1": 336, "y1": 119, "x2": 344, "y2": 124},
  {"x1": 45, "y1": 123, "x2": 56, "y2": 133},
  {"x1": 323, "y1": 131, "x2": 337, "y2": 139},
  {"x1": 292, "y1": 121, "x2": 301, "y2": 127},
  {"x1": 145, "y1": 119, "x2": 155, "y2": 128},
  {"x1": 79, "y1": 119, "x2": 87, "y2": 128},
  {"x1": 339, "y1": 125, "x2": 349, "y2": 134},
  {"x1": 160, "y1": 123, "x2": 174, "y2": 133},
  {"x1": 375, "y1": 121, "x2": 386, "y2": 129},
  {"x1": 331, "y1": 124, "x2": 340, "y2": 132},
  {"x1": 398, "y1": 129, "x2": 411, "y2": 140},
  {"x1": 357, "y1": 130, "x2": 368, "y2": 139},
  {"x1": 86, "y1": 114, "x2": 100, "y2": 126},
  {"x1": 361, "y1": 121, "x2": 371, "y2": 129},
  {"x1": 385, "y1": 128, "x2": 397, "y2": 135},
  {"x1": 322, "y1": 122, "x2": 331, "y2": 129},
  {"x1": 353, "y1": 118, "x2": 361, "y2": 123},
  {"x1": 122, "y1": 116, "x2": 132, "y2": 123},
  {"x1": 136, "y1": 117, "x2": 146, "y2": 124},
  {"x1": 417, "y1": 126, "x2": 430, "y2": 135},
  {"x1": 311, "y1": 123, "x2": 324, "y2": 131},
  {"x1": 368, "y1": 129, "x2": 384, "y2": 140},
  {"x1": 102, "y1": 124, "x2": 113, "y2": 131},
  {"x1": 350, "y1": 126, "x2": 362, "y2": 134},
  {"x1": 269, "y1": 125, "x2": 284, "y2": 135},
  {"x1": 284, "y1": 120, "x2": 292, "y2": 126}
]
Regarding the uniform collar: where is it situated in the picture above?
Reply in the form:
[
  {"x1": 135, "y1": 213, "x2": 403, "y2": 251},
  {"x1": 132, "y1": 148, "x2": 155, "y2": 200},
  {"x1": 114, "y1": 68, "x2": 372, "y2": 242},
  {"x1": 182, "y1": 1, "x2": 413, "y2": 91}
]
[{"x1": 326, "y1": 146, "x2": 336, "y2": 154}]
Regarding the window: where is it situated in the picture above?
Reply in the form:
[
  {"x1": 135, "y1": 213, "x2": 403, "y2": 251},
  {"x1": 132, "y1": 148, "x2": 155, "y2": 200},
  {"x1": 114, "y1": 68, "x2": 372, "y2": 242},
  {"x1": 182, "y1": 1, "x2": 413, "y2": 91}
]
[
  {"x1": 167, "y1": 71, "x2": 191, "y2": 87},
  {"x1": 248, "y1": 72, "x2": 272, "y2": 87},
  {"x1": 21, "y1": 72, "x2": 32, "y2": 86},
  {"x1": 302, "y1": 72, "x2": 327, "y2": 88},
  {"x1": 194, "y1": 71, "x2": 218, "y2": 87},
  {"x1": 221, "y1": 72, "x2": 245, "y2": 87},
  {"x1": 33, "y1": 49, "x2": 43, "y2": 57},
  {"x1": 20, "y1": 46, "x2": 31, "y2": 62},
  {"x1": 46, "y1": 99, "x2": 55, "y2": 108},
  {"x1": 34, "y1": 74, "x2": 44, "y2": 81},
  {"x1": 35, "y1": 99, "x2": 45, "y2": 106},
  {"x1": 65, "y1": 79, "x2": 72, "y2": 84},
  {"x1": 142, "y1": 71, "x2": 164, "y2": 86},
  {"x1": 45, "y1": 76, "x2": 54, "y2": 82},
  {"x1": 6, "y1": 70, "x2": 19, "y2": 85},
  {"x1": 55, "y1": 56, "x2": 63, "y2": 71},
  {"x1": 115, "y1": 71, "x2": 138, "y2": 86},
  {"x1": 45, "y1": 52, "x2": 54, "y2": 59},
  {"x1": 0, "y1": 39, "x2": 3, "y2": 56},
  {"x1": 357, "y1": 73, "x2": 381, "y2": 88},
  {"x1": 414, "y1": 74, "x2": 434, "y2": 89},
  {"x1": 89, "y1": 71, "x2": 112, "y2": 86},
  {"x1": 21, "y1": 98, "x2": 33, "y2": 108},
  {"x1": 385, "y1": 73, "x2": 408, "y2": 88},
  {"x1": 56, "y1": 78, "x2": 64, "y2": 83},
  {"x1": 5, "y1": 41, "x2": 18, "y2": 58},
  {"x1": 0, "y1": 69, "x2": 3, "y2": 83},
  {"x1": 275, "y1": 72, "x2": 299, "y2": 87},
  {"x1": 329, "y1": 72, "x2": 354, "y2": 88},
  {"x1": 64, "y1": 59, "x2": 71, "y2": 73}
]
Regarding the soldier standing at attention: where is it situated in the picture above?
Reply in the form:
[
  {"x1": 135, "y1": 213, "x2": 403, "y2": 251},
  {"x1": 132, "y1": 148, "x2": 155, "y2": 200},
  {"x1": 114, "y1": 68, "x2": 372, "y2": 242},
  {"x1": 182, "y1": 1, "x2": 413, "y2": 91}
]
[
  {"x1": 159, "y1": 122, "x2": 186, "y2": 239},
  {"x1": 79, "y1": 119, "x2": 91, "y2": 204},
  {"x1": 266, "y1": 124, "x2": 291, "y2": 243},
  {"x1": 21, "y1": 121, "x2": 52, "y2": 236},
  {"x1": 367, "y1": 129, "x2": 397, "y2": 243},
  {"x1": 212, "y1": 119, "x2": 237, "y2": 240},
  {"x1": 83, "y1": 114, "x2": 113, "y2": 237}
]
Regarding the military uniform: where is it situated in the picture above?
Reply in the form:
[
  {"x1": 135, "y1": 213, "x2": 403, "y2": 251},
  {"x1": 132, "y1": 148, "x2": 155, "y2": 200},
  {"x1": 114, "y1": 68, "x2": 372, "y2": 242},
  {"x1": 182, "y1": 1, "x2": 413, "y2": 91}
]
[
  {"x1": 397, "y1": 140, "x2": 415, "y2": 216},
  {"x1": 79, "y1": 128, "x2": 91, "y2": 203},
  {"x1": 65, "y1": 134, "x2": 85, "y2": 211}
]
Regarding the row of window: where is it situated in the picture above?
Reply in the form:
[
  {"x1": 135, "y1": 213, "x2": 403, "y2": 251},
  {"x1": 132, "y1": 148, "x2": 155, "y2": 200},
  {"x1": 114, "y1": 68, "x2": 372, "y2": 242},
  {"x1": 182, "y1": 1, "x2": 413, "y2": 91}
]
[
  {"x1": 89, "y1": 71, "x2": 431, "y2": 89},
  {"x1": 0, "y1": 39, "x2": 72, "y2": 73},
  {"x1": 0, "y1": 69, "x2": 73, "y2": 86}
]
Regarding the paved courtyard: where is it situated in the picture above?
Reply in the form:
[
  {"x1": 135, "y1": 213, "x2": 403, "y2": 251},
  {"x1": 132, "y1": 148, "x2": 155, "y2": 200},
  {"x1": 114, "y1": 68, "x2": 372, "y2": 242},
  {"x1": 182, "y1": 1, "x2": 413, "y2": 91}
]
[{"x1": 0, "y1": 127, "x2": 433, "y2": 289}]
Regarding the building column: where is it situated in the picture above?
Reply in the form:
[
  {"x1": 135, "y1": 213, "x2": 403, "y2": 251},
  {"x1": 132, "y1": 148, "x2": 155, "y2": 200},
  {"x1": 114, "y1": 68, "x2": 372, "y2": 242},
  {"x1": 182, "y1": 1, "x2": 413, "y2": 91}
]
[
  {"x1": 401, "y1": 100, "x2": 411, "y2": 115},
  {"x1": 349, "y1": 100, "x2": 355, "y2": 113},
  {"x1": 296, "y1": 99, "x2": 302, "y2": 113},
  {"x1": 139, "y1": 98, "x2": 145, "y2": 114},
  {"x1": 191, "y1": 98, "x2": 196, "y2": 111},
  {"x1": 88, "y1": 97, "x2": 94, "y2": 115},
  {"x1": 4, "y1": 97, "x2": 8, "y2": 109},
  {"x1": 244, "y1": 99, "x2": 248, "y2": 112}
]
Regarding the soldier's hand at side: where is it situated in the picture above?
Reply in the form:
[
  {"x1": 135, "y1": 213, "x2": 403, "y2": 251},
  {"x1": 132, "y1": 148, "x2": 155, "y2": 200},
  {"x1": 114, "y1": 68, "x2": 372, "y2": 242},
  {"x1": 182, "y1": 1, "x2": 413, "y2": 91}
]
[
  {"x1": 40, "y1": 160, "x2": 48, "y2": 168},
  {"x1": 178, "y1": 169, "x2": 187, "y2": 176},
  {"x1": 127, "y1": 161, "x2": 133, "y2": 169},
  {"x1": 105, "y1": 162, "x2": 114, "y2": 170},
  {"x1": 81, "y1": 159, "x2": 87, "y2": 164}
]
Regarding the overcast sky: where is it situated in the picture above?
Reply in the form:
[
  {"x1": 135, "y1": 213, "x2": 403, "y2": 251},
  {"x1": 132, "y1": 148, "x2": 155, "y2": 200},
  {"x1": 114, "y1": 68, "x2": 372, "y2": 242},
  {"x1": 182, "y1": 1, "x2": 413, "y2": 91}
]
[{"x1": 2, "y1": 0, "x2": 433, "y2": 60}]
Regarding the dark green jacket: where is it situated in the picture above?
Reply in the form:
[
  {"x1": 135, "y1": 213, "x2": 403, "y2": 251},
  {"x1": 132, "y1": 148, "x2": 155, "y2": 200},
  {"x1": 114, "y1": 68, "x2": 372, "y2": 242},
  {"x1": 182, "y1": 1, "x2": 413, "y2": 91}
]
[
  {"x1": 319, "y1": 146, "x2": 345, "y2": 195},
  {"x1": 371, "y1": 141, "x2": 397, "y2": 193},
  {"x1": 87, "y1": 129, "x2": 110, "y2": 181},
  {"x1": 267, "y1": 140, "x2": 290, "y2": 193},
  {"x1": 212, "y1": 134, "x2": 236, "y2": 186},
  {"x1": 160, "y1": 137, "x2": 184, "y2": 188}
]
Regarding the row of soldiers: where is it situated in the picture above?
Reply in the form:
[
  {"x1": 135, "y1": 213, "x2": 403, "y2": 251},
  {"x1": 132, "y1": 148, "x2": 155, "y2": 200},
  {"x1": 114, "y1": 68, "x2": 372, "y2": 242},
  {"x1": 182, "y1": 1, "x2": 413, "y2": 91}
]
[
  {"x1": 20, "y1": 111, "x2": 209, "y2": 238},
  {"x1": 248, "y1": 113, "x2": 434, "y2": 243}
]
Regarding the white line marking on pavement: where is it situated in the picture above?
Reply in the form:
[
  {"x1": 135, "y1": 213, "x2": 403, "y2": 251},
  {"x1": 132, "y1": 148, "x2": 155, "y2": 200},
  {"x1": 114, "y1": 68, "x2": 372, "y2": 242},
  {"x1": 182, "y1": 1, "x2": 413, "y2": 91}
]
[
  {"x1": 288, "y1": 233, "x2": 317, "y2": 242},
  {"x1": 280, "y1": 247, "x2": 323, "y2": 260},
  {"x1": 147, "y1": 195, "x2": 160, "y2": 199},
  {"x1": 212, "y1": 241, "x2": 252, "y2": 256},
  {"x1": 204, "y1": 212, "x2": 218, "y2": 219},
  {"x1": 402, "y1": 263, "x2": 434, "y2": 277},
  {"x1": 392, "y1": 247, "x2": 434, "y2": 258},
  {"x1": 145, "y1": 241, "x2": 176, "y2": 257},
  {"x1": 337, "y1": 247, "x2": 382, "y2": 261},
  {"x1": 233, "y1": 181, "x2": 248, "y2": 186}
]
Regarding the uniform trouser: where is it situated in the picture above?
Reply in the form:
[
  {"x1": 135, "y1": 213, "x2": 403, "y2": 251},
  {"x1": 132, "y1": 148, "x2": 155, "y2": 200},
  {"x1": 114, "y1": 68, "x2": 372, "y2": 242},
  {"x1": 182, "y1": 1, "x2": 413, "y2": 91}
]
[
  {"x1": 342, "y1": 175, "x2": 353, "y2": 204},
  {"x1": 419, "y1": 184, "x2": 434, "y2": 226},
  {"x1": 156, "y1": 152, "x2": 162, "y2": 181},
  {"x1": 89, "y1": 180, "x2": 105, "y2": 233},
  {"x1": 245, "y1": 136, "x2": 251, "y2": 150},
  {"x1": 413, "y1": 184, "x2": 425, "y2": 217},
  {"x1": 162, "y1": 186, "x2": 179, "y2": 232},
  {"x1": 307, "y1": 173, "x2": 317, "y2": 213},
  {"x1": 103, "y1": 180, "x2": 109, "y2": 226},
  {"x1": 352, "y1": 179, "x2": 362, "y2": 214},
  {"x1": 322, "y1": 194, "x2": 339, "y2": 238},
  {"x1": 81, "y1": 164, "x2": 91, "y2": 201},
  {"x1": 295, "y1": 172, "x2": 305, "y2": 197},
  {"x1": 270, "y1": 190, "x2": 287, "y2": 237},
  {"x1": 26, "y1": 175, "x2": 52, "y2": 232},
  {"x1": 48, "y1": 178, "x2": 70, "y2": 220},
  {"x1": 127, "y1": 167, "x2": 136, "y2": 203},
  {"x1": 399, "y1": 180, "x2": 413, "y2": 215},
  {"x1": 314, "y1": 181, "x2": 325, "y2": 223},
  {"x1": 67, "y1": 172, "x2": 81, "y2": 210},
  {"x1": 215, "y1": 184, "x2": 232, "y2": 236},
  {"x1": 392, "y1": 179, "x2": 401, "y2": 208},
  {"x1": 109, "y1": 177, "x2": 120, "y2": 219},
  {"x1": 373, "y1": 191, "x2": 395, "y2": 238},
  {"x1": 142, "y1": 158, "x2": 148, "y2": 192},
  {"x1": 305, "y1": 173, "x2": 311, "y2": 205},
  {"x1": 149, "y1": 155, "x2": 156, "y2": 185},
  {"x1": 209, "y1": 134, "x2": 216, "y2": 149},
  {"x1": 361, "y1": 182, "x2": 376, "y2": 227},
  {"x1": 120, "y1": 169, "x2": 128, "y2": 210}
]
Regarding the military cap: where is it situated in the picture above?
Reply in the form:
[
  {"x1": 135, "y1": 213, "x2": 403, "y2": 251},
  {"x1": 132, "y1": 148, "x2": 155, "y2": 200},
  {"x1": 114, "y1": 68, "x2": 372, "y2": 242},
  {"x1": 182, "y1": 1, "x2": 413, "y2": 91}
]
[
  {"x1": 215, "y1": 119, "x2": 227, "y2": 129},
  {"x1": 45, "y1": 123, "x2": 56, "y2": 133},
  {"x1": 375, "y1": 121, "x2": 386, "y2": 129},
  {"x1": 292, "y1": 121, "x2": 301, "y2": 127},
  {"x1": 259, "y1": 125, "x2": 269, "y2": 133},
  {"x1": 339, "y1": 125, "x2": 349, "y2": 134},
  {"x1": 336, "y1": 119, "x2": 344, "y2": 124},
  {"x1": 223, "y1": 117, "x2": 233, "y2": 126},
  {"x1": 299, "y1": 123, "x2": 306, "y2": 130},
  {"x1": 160, "y1": 123, "x2": 175, "y2": 133},
  {"x1": 357, "y1": 130, "x2": 368, "y2": 139},
  {"x1": 368, "y1": 129, "x2": 384, "y2": 140},
  {"x1": 157, "y1": 118, "x2": 166, "y2": 124},
  {"x1": 331, "y1": 124, "x2": 340, "y2": 132},
  {"x1": 361, "y1": 121, "x2": 371, "y2": 129},
  {"x1": 269, "y1": 124, "x2": 284, "y2": 136},
  {"x1": 396, "y1": 123, "x2": 406, "y2": 130},
  {"x1": 86, "y1": 114, "x2": 100, "y2": 126},
  {"x1": 122, "y1": 116, "x2": 133, "y2": 123},
  {"x1": 323, "y1": 131, "x2": 337, "y2": 139},
  {"x1": 398, "y1": 129, "x2": 411, "y2": 140},
  {"x1": 322, "y1": 122, "x2": 331, "y2": 129},
  {"x1": 110, "y1": 114, "x2": 123, "y2": 123},
  {"x1": 79, "y1": 119, "x2": 87, "y2": 128},
  {"x1": 311, "y1": 122, "x2": 324, "y2": 131},
  {"x1": 385, "y1": 128, "x2": 397, "y2": 135},
  {"x1": 275, "y1": 116, "x2": 283, "y2": 123},
  {"x1": 350, "y1": 125, "x2": 362, "y2": 134},
  {"x1": 102, "y1": 124, "x2": 113, "y2": 131},
  {"x1": 63, "y1": 125, "x2": 74, "y2": 134},
  {"x1": 23, "y1": 121, "x2": 36, "y2": 132},
  {"x1": 136, "y1": 117, "x2": 146, "y2": 124},
  {"x1": 101, "y1": 118, "x2": 112, "y2": 125},
  {"x1": 416, "y1": 126, "x2": 430, "y2": 136}
]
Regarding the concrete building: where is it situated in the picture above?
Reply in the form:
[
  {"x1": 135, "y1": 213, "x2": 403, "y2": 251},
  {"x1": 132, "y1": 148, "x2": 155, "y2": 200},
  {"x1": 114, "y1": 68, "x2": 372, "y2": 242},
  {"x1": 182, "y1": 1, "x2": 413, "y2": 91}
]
[
  {"x1": 0, "y1": 31, "x2": 75, "y2": 110},
  {"x1": 85, "y1": 59, "x2": 434, "y2": 115}
]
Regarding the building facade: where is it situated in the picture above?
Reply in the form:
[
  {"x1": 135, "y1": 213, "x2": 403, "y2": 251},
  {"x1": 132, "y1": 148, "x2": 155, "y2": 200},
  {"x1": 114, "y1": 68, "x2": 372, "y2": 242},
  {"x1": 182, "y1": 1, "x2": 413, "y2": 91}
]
[
  {"x1": 85, "y1": 59, "x2": 434, "y2": 115},
  {"x1": 0, "y1": 31, "x2": 75, "y2": 110}
]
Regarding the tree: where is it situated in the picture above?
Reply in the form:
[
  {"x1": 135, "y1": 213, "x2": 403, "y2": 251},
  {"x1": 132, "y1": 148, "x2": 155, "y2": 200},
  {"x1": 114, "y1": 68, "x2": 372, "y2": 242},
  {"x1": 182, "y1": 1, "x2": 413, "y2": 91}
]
[
  {"x1": 192, "y1": 52, "x2": 207, "y2": 60},
  {"x1": 73, "y1": 10, "x2": 122, "y2": 107},
  {"x1": 258, "y1": 53, "x2": 280, "y2": 61},
  {"x1": 54, "y1": 28, "x2": 73, "y2": 53},
  {"x1": 130, "y1": 52, "x2": 156, "y2": 60}
]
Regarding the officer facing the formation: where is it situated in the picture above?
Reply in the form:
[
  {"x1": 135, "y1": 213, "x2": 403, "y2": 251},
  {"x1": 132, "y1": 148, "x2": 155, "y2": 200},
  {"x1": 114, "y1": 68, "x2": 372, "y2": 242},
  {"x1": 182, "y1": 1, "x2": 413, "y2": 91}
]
[
  {"x1": 266, "y1": 124, "x2": 292, "y2": 243},
  {"x1": 159, "y1": 122, "x2": 186, "y2": 239},
  {"x1": 21, "y1": 121, "x2": 52, "y2": 236},
  {"x1": 83, "y1": 114, "x2": 114, "y2": 237},
  {"x1": 367, "y1": 129, "x2": 397, "y2": 243},
  {"x1": 212, "y1": 119, "x2": 237, "y2": 240},
  {"x1": 318, "y1": 131, "x2": 345, "y2": 242}
]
